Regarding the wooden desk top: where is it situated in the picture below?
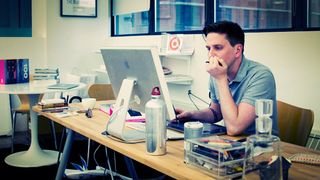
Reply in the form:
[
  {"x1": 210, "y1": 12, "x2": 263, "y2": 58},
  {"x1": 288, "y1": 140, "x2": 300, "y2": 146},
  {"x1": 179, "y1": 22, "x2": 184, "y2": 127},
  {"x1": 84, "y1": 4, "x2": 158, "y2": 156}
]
[{"x1": 33, "y1": 101, "x2": 320, "y2": 180}]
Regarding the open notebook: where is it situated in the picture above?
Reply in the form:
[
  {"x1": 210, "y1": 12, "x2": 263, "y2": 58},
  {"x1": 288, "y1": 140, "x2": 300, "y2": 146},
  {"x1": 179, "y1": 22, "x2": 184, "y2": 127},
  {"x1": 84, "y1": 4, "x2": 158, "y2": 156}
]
[{"x1": 47, "y1": 83, "x2": 79, "y2": 90}]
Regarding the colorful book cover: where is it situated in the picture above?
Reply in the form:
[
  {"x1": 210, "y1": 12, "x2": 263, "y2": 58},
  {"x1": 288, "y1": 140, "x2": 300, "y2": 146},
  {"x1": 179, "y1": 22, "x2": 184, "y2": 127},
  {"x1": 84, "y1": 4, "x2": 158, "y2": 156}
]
[
  {"x1": 6, "y1": 59, "x2": 17, "y2": 84},
  {"x1": 0, "y1": 59, "x2": 17, "y2": 84},
  {"x1": 0, "y1": 60, "x2": 5, "y2": 84},
  {"x1": 17, "y1": 59, "x2": 29, "y2": 83}
]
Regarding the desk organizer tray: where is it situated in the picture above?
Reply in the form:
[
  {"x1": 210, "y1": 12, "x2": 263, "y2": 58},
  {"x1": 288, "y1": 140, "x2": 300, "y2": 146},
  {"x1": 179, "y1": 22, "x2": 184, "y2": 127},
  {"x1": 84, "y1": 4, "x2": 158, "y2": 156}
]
[{"x1": 184, "y1": 135, "x2": 246, "y2": 179}]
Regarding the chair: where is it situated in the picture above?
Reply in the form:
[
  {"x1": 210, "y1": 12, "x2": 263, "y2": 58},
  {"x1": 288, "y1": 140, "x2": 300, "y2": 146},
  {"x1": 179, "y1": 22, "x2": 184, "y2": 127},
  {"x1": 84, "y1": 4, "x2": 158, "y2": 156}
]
[
  {"x1": 277, "y1": 100, "x2": 314, "y2": 146},
  {"x1": 11, "y1": 94, "x2": 58, "y2": 152},
  {"x1": 87, "y1": 84, "x2": 115, "y2": 101}
]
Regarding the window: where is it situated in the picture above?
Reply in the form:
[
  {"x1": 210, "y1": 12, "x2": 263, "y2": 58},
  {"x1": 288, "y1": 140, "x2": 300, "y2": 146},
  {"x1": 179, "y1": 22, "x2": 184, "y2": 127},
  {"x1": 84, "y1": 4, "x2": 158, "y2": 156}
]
[
  {"x1": 309, "y1": 0, "x2": 320, "y2": 28},
  {"x1": 155, "y1": 0, "x2": 205, "y2": 32},
  {"x1": 215, "y1": 0, "x2": 292, "y2": 30},
  {"x1": 114, "y1": 11, "x2": 149, "y2": 35},
  {"x1": 111, "y1": 0, "x2": 319, "y2": 36},
  {"x1": 0, "y1": 0, "x2": 32, "y2": 37}
]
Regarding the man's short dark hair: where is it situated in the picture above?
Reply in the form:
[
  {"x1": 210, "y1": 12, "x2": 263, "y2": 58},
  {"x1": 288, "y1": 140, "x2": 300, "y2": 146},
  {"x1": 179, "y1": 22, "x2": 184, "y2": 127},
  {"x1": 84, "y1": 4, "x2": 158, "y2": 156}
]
[{"x1": 202, "y1": 21, "x2": 245, "y2": 48}]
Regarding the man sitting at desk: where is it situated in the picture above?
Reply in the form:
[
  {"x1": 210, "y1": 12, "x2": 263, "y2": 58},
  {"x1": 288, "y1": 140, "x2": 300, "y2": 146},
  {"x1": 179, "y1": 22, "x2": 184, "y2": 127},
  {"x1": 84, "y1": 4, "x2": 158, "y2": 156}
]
[{"x1": 175, "y1": 21, "x2": 278, "y2": 136}]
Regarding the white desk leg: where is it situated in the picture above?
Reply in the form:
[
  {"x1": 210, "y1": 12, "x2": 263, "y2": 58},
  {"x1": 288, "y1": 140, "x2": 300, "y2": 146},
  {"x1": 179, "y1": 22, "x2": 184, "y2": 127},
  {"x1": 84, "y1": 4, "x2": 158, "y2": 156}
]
[{"x1": 5, "y1": 94, "x2": 59, "y2": 167}]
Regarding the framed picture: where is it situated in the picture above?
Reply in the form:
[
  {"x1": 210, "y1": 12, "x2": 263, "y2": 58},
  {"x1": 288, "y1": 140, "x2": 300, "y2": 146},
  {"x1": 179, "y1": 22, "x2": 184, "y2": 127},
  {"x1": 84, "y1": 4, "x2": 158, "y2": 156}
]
[{"x1": 60, "y1": 0, "x2": 97, "y2": 18}]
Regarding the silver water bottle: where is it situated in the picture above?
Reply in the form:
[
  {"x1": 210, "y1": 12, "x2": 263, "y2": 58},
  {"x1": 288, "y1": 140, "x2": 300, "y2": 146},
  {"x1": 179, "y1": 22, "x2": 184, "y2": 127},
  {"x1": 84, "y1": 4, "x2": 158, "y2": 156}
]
[{"x1": 145, "y1": 87, "x2": 167, "y2": 155}]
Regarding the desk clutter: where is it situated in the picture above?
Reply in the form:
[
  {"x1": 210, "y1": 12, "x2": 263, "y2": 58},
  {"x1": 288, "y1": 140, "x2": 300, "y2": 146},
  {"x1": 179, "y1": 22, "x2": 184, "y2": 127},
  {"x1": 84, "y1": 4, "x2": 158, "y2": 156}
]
[
  {"x1": 38, "y1": 98, "x2": 69, "y2": 113},
  {"x1": 0, "y1": 59, "x2": 29, "y2": 84},
  {"x1": 184, "y1": 135, "x2": 245, "y2": 179}
]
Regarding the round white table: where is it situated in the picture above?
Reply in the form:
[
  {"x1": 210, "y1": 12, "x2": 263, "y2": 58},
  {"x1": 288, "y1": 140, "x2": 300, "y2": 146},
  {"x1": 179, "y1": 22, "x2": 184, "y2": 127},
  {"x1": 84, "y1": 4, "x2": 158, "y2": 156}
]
[{"x1": 0, "y1": 80, "x2": 86, "y2": 167}]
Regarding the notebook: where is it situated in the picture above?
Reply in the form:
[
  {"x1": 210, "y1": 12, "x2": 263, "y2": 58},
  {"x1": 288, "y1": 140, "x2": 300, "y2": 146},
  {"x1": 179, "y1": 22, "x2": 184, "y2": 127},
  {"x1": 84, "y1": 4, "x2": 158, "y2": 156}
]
[{"x1": 47, "y1": 83, "x2": 79, "y2": 90}]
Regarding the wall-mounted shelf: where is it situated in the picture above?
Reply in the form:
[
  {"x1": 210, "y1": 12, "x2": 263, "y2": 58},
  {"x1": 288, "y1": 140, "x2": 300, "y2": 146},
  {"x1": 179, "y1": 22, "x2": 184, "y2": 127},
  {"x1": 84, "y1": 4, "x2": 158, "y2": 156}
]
[
  {"x1": 160, "y1": 50, "x2": 194, "y2": 85},
  {"x1": 165, "y1": 74, "x2": 193, "y2": 85},
  {"x1": 159, "y1": 50, "x2": 194, "y2": 57}
]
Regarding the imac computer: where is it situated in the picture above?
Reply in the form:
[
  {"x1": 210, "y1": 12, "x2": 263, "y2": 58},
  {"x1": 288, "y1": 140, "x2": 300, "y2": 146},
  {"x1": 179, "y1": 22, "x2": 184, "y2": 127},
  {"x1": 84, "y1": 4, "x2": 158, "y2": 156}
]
[{"x1": 100, "y1": 46, "x2": 176, "y2": 142}]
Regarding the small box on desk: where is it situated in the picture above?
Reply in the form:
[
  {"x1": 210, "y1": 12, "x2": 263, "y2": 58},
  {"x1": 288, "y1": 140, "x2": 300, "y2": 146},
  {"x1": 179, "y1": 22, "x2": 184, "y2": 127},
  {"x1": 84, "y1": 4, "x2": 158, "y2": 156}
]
[{"x1": 184, "y1": 135, "x2": 245, "y2": 179}]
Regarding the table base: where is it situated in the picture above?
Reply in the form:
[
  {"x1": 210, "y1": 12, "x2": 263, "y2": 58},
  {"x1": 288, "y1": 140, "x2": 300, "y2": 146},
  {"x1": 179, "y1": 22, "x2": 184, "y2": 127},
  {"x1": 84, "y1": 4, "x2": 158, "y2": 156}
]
[{"x1": 5, "y1": 149, "x2": 59, "y2": 167}]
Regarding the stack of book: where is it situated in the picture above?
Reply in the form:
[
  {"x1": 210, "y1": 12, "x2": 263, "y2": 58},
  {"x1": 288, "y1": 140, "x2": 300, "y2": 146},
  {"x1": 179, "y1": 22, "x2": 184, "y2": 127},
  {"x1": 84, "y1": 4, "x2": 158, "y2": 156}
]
[
  {"x1": 33, "y1": 68, "x2": 59, "y2": 81},
  {"x1": 38, "y1": 98, "x2": 68, "y2": 112},
  {"x1": 0, "y1": 59, "x2": 29, "y2": 84}
]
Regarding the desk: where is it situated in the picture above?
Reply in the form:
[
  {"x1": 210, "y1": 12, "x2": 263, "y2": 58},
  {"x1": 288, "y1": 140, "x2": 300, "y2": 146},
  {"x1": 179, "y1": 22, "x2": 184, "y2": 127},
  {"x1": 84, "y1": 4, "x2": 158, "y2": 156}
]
[
  {"x1": 0, "y1": 81, "x2": 86, "y2": 167},
  {"x1": 33, "y1": 101, "x2": 320, "y2": 179}
]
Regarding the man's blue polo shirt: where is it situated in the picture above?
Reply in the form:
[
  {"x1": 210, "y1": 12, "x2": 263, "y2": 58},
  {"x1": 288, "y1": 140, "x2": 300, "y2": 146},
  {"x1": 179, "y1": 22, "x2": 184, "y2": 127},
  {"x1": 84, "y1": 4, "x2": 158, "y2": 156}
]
[{"x1": 209, "y1": 56, "x2": 278, "y2": 135}]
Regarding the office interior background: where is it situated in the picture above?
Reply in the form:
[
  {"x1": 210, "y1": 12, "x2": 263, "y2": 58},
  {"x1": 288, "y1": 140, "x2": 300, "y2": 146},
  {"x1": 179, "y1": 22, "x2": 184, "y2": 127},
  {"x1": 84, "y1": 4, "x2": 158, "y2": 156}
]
[{"x1": 0, "y1": 0, "x2": 320, "y2": 136}]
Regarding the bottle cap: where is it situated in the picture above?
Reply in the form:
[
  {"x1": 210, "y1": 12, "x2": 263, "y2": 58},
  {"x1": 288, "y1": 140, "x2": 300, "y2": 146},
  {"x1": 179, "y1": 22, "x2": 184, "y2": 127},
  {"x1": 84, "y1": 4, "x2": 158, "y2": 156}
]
[{"x1": 151, "y1": 87, "x2": 161, "y2": 96}]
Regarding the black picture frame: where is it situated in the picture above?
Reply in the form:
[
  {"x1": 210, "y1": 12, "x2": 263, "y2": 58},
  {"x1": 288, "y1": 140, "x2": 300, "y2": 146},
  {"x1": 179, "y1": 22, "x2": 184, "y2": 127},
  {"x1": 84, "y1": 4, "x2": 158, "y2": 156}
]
[{"x1": 60, "y1": 0, "x2": 97, "y2": 18}]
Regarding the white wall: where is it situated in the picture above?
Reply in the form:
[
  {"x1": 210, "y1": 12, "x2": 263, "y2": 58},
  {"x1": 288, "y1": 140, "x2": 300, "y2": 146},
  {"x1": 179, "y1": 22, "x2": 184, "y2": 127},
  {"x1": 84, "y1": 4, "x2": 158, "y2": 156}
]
[
  {"x1": 0, "y1": 0, "x2": 47, "y2": 71},
  {"x1": 1, "y1": 0, "x2": 320, "y2": 134},
  {"x1": 46, "y1": 0, "x2": 109, "y2": 76}
]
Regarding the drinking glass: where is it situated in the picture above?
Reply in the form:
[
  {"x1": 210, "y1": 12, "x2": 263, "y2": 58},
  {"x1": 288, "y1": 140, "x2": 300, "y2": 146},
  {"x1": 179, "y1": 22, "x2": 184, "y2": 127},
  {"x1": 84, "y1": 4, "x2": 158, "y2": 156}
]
[
  {"x1": 255, "y1": 99, "x2": 273, "y2": 135},
  {"x1": 242, "y1": 134, "x2": 282, "y2": 180},
  {"x1": 255, "y1": 99, "x2": 273, "y2": 117}
]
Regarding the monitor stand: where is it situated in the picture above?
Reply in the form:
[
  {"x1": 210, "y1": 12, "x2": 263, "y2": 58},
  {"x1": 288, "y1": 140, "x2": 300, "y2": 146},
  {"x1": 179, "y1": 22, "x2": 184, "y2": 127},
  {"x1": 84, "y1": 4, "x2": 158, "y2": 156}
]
[{"x1": 106, "y1": 78, "x2": 145, "y2": 142}]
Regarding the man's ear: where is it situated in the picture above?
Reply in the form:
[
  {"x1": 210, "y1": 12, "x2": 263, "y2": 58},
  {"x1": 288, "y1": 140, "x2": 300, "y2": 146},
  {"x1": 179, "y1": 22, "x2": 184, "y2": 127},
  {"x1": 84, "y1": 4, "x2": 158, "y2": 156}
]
[{"x1": 235, "y1": 44, "x2": 243, "y2": 57}]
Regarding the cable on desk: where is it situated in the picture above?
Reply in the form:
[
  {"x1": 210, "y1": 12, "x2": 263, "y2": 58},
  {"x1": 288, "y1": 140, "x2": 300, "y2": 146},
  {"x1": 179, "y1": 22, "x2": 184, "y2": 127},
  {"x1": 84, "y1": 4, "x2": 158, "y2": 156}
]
[
  {"x1": 105, "y1": 147, "x2": 115, "y2": 180},
  {"x1": 93, "y1": 144, "x2": 101, "y2": 167},
  {"x1": 187, "y1": 90, "x2": 210, "y2": 110}
]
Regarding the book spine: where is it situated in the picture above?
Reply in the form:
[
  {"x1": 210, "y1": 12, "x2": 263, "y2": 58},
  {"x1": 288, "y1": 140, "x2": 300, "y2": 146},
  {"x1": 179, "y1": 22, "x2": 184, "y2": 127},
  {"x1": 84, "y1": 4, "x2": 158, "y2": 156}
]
[
  {"x1": 41, "y1": 102, "x2": 67, "y2": 109},
  {"x1": 17, "y1": 59, "x2": 30, "y2": 83},
  {"x1": 0, "y1": 60, "x2": 5, "y2": 84},
  {"x1": 0, "y1": 59, "x2": 18, "y2": 84},
  {"x1": 6, "y1": 60, "x2": 17, "y2": 84},
  {"x1": 35, "y1": 68, "x2": 59, "y2": 74},
  {"x1": 41, "y1": 106, "x2": 69, "y2": 112}
]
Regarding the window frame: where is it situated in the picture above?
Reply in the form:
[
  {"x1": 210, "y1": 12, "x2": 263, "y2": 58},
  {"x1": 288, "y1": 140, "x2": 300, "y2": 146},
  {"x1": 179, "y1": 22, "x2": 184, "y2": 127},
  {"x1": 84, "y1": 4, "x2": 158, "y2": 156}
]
[
  {"x1": 111, "y1": 0, "x2": 320, "y2": 37},
  {"x1": 0, "y1": 0, "x2": 32, "y2": 37}
]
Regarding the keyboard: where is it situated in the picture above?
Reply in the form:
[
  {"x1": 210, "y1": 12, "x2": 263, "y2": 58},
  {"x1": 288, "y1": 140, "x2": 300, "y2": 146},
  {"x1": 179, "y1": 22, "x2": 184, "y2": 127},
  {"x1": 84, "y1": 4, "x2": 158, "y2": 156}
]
[
  {"x1": 167, "y1": 121, "x2": 227, "y2": 135},
  {"x1": 126, "y1": 122, "x2": 184, "y2": 140}
]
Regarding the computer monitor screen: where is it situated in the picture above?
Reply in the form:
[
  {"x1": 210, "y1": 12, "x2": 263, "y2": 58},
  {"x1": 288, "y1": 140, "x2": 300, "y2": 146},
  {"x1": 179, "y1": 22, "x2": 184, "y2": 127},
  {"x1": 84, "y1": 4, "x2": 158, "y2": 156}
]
[{"x1": 100, "y1": 46, "x2": 176, "y2": 141}]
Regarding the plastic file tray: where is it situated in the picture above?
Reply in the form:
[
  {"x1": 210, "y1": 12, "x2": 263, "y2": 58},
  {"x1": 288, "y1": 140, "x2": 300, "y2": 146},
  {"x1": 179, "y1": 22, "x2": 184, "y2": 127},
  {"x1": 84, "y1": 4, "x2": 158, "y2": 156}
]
[{"x1": 184, "y1": 135, "x2": 245, "y2": 179}]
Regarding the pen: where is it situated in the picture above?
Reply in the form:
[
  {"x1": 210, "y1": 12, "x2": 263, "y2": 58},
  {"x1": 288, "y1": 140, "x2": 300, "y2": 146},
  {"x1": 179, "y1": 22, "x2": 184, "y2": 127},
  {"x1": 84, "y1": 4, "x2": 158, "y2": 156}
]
[
  {"x1": 205, "y1": 60, "x2": 222, "y2": 66},
  {"x1": 172, "y1": 105, "x2": 180, "y2": 123}
]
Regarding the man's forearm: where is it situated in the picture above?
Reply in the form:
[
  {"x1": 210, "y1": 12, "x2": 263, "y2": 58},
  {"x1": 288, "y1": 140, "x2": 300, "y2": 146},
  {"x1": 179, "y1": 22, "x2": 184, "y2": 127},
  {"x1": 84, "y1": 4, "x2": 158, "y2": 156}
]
[
  {"x1": 190, "y1": 108, "x2": 218, "y2": 123},
  {"x1": 216, "y1": 79, "x2": 240, "y2": 133}
]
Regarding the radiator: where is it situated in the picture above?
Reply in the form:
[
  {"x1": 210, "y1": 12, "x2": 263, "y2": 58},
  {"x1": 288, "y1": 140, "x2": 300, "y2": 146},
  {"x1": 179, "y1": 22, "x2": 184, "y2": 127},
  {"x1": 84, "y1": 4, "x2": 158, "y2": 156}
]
[{"x1": 307, "y1": 133, "x2": 320, "y2": 151}]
